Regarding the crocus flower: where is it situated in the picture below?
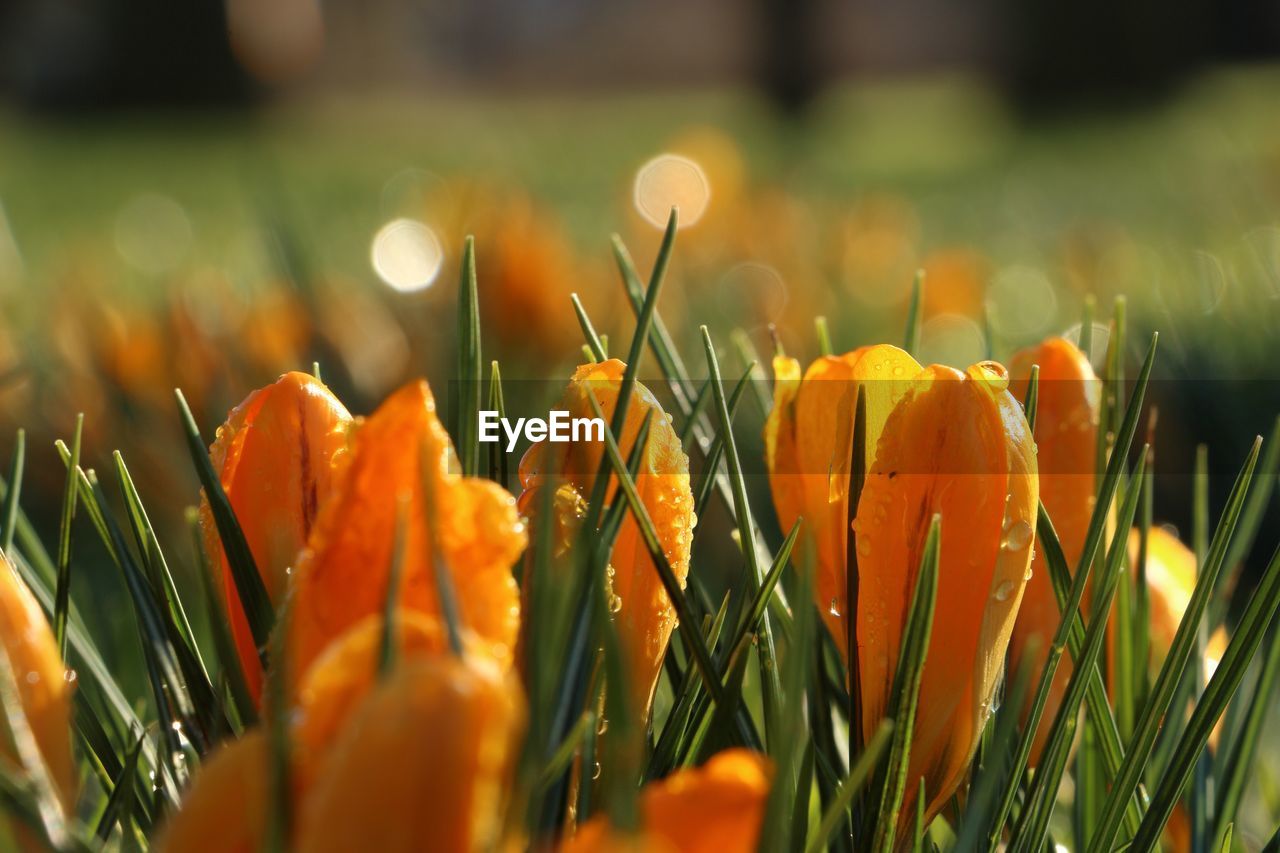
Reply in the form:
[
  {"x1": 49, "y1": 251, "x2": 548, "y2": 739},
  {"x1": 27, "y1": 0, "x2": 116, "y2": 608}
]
[
  {"x1": 1127, "y1": 526, "x2": 1197, "y2": 668},
  {"x1": 201, "y1": 371, "x2": 354, "y2": 703},
  {"x1": 295, "y1": 655, "x2": 525, "y2": 853},
  {"x1": 285, "y1": 379, "x2": 526, "y2": 694},
  {"x1": 1008, "y1": 337, "x2": 1099, "y2": 762},
  {"x1": 853, "y1": 361, "x2": 1038, "y2": 828},
  {"x1": 563, "y1": 748, "x2": 771, "y2": 853},
  {"x1": 764, "y1": 344, "x2": 923, "y2": 657},
  {"x1": 159, "y1": 654, "x2": 523, "y2": 853},
  {"x1": 0, "y1": 554, "x2": 75, "y2": 816},
  {"x1": 154, "y1": 731, "x2": 270, "y2": 853},
  {"x1": 292, "y1": 609, "x2": 499, "y2": 789},
  {"x1": 518, "y1": 359, "x2": 695, "y2": 712}
]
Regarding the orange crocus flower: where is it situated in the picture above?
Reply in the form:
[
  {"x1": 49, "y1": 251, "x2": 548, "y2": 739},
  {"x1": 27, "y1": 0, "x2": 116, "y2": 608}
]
[
  {"x1": 153, "y1": 731, "x2": 271, "y2": 853},
  {"x1": 201, "y1": 371, "x2": 353, "y2": 702},
  {"x1": 563, "y1": 748, "x2": 771, "y2": 853},
  {"x1": 295, "y1": 654, "x2": 525, "y2": 853},
  {"x1": 1128, "y1": 526, "x2": 1197, "y2": 667},
  {"x1": 158, "y1": 654, "x2": 523, "y2": 853},
  {"x1": 764, "y1": 344, "x2": 922, "y2": 656},
  {"x1": 0, "y1": 554, "x2": 76, "y2": 824},
  {"x1": 853, "y1": 361, "x2": 1038, "y2": 828},
  {"x1": 1008, "y1": 337, "x2": 1099, "y2": 762},
  {"x1": 285, "y1": 379, "x2": 526, "y2": 694},
  {"x1": 292, "y1": 609, "x2": 499, "y2": 789},
  {"x1": 518, "y1": 360, "x2": 695, "y2": 711}
]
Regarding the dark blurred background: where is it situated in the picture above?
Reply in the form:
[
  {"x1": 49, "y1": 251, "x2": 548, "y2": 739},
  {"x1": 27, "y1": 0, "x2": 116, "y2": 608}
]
[{"x1": 1, "y1": 0, "x2": 1277, "y2": 112}]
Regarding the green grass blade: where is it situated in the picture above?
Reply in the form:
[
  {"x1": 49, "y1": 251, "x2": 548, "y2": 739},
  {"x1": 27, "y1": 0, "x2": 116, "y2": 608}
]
[
  {"x1": 871, "y1": 514, "x2": 940, "y2": 853},
  {"x1": 730, "y1": 328, "x2": 772, "y2": 419},
  {"x1": 613, "y1": 232, "x2": 781, "y2": 596},
  {"x1": 187, "y1": 508, "x2": 256, "y2": 729},
  {"x1": 806, "y1": 721, "x2": 894, "y2": 853},
  {"x1": 263, "y1": 610, "x2": 292, "y2": 853},
  {"x1": 1223, "y1": 414, "x2": 1280, "y2": 582},
  {"x1": 647, "y1": 597, "x2": 732, "y2": 779},
  {"x1": 378, "y1": 497, "x2": 410, "y2": 677},
  {"x1": 1, "y1": 428, "x2": 23, "y2": 552},
  {"x1": 571, "y1": 293, "x2": 608, "y2": 362},
  {"x1": 582, "y1": 392, "x2": 733, "y2": 718},
  {"x1": 456, "y1": 235, "x2": 483, "y2": 476},
  {"x1": 93, "y1": 731, "x2": 145, "y2": 842},
  {"x1": 956, "y1": 640, "x2": 1038, "y2": 852},
  {"x1": 1133, "y1": 525, "x2": 1280, "y2": 849},
  {"x1": 758, "y1": 561, "x2": 816, "y2": 852},
  {"x1": 175, "y1": 388, "x2": 274, "y2": 651},
  {"x1": 1089, "y1": 436, "x2": 1263, "y2": 853},
  {"x1": 487, "y1": 360, "x2": 510, "y2": 487},
  {"x1": 1216, "y1": 618, "x2": 1280, "y2": 847},
  {"x1": 903, "y1": 269, "x2": 924, "y2": 357},
  {"x1": 815, "y1": 316, "x2": 833, "y2": 357},
  {"x1": 987, "y1": 462, "x2": 1143, "y2": 846},
  {"x1": 1012, "y1": 453, "x2": 1144, "y2": 852},
  {"x1": 53, "y1": 413, "x2": 83, "y2": 658},
  {"x1": 1022, "y1": 365, "x2": 1040, "y2": 433},
  {"x1": 1079, "y1": 294, "x2": 1095, "y2": 358},
  {"x1": 701, "y1": 325, "x2": 783, "y2": 747}
]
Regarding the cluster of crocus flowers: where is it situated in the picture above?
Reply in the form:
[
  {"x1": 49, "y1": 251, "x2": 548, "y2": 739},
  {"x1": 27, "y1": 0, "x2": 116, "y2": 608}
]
[
  {"x1": 165, "y1": 370, "x2": 529, "y2": 849},
  {"x1": 0, "y1": 553, "x2": 76, "y2": 847},
  {"x1": 1007, "y1": 337, "x2": 1100, "y2": 761},
  {"x1": 767, "y1": 344, "x2": 1039, "y2": 827},
  {"x1": 518, "y1": 359, "x2": 696, "y2": 714}
]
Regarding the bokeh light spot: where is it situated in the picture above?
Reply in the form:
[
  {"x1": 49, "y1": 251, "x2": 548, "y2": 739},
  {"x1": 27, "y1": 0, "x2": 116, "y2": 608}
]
[
  {"x1": 919, "y1": 314, "x2": 986, "y2": 367},
  {"x1": 1061, "y1": 321, "x2": 1112, "y2": 370},
  {"x1": 717, "y1": 262, "x2": 788, "y2": 324},
  {"x1": 988, "y1": 265, "x2": 1058, "y2": 337},
  {"x1": 370, "y1": 219, "x2": 444, "y2": 293},
  {"x1": 114, "y1": 193, "x2": 192, "y2": 276},
  {"x1": 634, "y1": 154, "x2": 710, "y2": 229}
]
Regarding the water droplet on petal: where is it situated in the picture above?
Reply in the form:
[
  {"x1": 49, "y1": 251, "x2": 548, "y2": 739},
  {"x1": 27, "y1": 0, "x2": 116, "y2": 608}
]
[{"x1": 993, "y1": 580, "x2": 1016, "y2": 602}]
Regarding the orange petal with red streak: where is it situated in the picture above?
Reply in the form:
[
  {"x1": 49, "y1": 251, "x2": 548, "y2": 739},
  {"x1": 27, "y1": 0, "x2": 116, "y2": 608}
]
[{"x1": 200, "y1": 371, "x2": 353, "y2": 703}]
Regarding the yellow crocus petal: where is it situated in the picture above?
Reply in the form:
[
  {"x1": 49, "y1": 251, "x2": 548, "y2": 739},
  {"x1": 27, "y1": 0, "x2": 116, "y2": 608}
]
[
  {"x1": 200, "y1": 370, "x2": 354, "y2": 704},
  {"x1": 763, "y1": 344, "x2": 922, "y2": 658},
  {"x1": 518, "y1": 359, "x2": 694, "y2": 712},
  {"x1": 285, "y1": 379, "x2": 526, "y2": 697},
  {"x1": 295, "y1": 655, "x2": 525, "y2": 853},
  {"x1": 1008, "y1": 337, "x2": 1099, "y2": 764},
  {"x1": 563, "y1": 748, "x2": 771, "y2": 853},
  {"x1": 854, "y1": 361, "x2": 1038, "y2": 828}
]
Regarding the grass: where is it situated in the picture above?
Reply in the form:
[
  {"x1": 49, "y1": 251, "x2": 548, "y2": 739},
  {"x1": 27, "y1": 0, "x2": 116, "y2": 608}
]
[{"x1": 3, "y1": 66, "x2": 1280, "y2": 850}]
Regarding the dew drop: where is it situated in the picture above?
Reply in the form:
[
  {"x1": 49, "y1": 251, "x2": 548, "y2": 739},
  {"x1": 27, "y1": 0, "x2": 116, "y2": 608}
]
[
  {"x1": 596, "y1": 716, "x2": 609, "y2": 736},
  {"x1": 24, "y1": 672, "x2": 39, "y2": 685},
  {"x1": 608, "y1": 593, "x2": 623, "y2": 614},
  {"x1": 592, "y1": 761, "x2": 602, "y2": 780},
  {"x1": 993, "y1": 580, "x2": 1015, "y2": 602},
  {"x1": 1002, "y1": 518, "x2": 1033, "y2": 551},
  {"x1": 828, "y1": 598, "x2": 842, "y2": 617}
]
